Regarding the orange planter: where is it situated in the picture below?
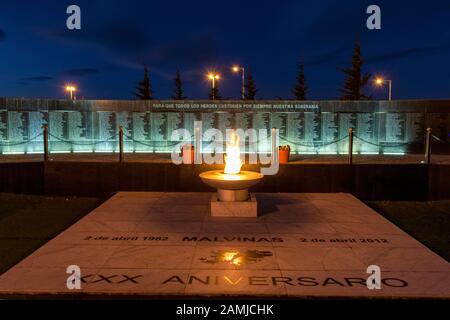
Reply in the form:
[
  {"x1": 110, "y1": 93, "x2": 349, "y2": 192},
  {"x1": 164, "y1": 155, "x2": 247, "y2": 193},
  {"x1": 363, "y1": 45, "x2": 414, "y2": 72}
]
[
  {"x1": 182, "y1": 146, "x2": 195, "y2": 164},
  {"x1": 278, "y1": 149, "x2": 290, "y2": 164}
]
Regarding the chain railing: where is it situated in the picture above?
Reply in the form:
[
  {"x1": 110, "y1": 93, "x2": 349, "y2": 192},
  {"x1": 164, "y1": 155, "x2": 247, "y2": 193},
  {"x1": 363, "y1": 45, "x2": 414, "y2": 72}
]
[
  {"x1": 0, "y1": 133, "x2": 43, "y2": 147},
  {"x1": 0, "y1": 126, "x2": 448, "y2": 164},
  {"x1": 353, "y1": 134, "x2": 411, "y2": 148},
  {"x1": 48, "y1": 132, "x2": 120, "y2": 145},
  {"x1": 123, "y1": 133, "x2": 194, "y2": 148},
  {"x1": 431, "y1": 134, "x2": 450, "y2": 144},
  {"x1": 279, "y1": 135, "x2": 349, "y2": 148}
]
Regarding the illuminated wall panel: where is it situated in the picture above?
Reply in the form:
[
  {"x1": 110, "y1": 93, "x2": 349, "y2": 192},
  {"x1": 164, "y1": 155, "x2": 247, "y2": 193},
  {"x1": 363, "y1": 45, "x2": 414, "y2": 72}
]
[{"x1": 0, "y1": 99, "x2": 448, "y2": 155}]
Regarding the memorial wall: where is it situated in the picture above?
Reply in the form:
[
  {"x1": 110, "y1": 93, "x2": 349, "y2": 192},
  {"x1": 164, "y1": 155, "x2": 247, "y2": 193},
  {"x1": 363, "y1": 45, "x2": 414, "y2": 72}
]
[{"x1": 0, "y1": 98, "x2": 449, "y2": 154}]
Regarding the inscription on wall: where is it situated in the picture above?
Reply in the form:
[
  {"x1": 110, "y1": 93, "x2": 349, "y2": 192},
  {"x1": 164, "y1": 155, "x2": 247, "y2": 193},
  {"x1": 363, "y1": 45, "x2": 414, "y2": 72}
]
[{"x1": 0, "y1": 100, "x2": 448, "y2": 153}]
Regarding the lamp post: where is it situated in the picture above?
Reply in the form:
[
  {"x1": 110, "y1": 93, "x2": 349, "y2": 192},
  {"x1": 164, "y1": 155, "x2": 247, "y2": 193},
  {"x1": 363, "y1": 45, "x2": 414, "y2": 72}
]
[
  {"x1": 65, "y1": 85, "x2": 77, "y2": 100},
  {"x1": 375, "y1": 77, "x2": 392, "y2": 101},
  {"x1": 208, "y1": 73, "x2": 220, "y2": 100},
  {"x1": 232, "y1": 66, "x2": 245, "y2": 99}
]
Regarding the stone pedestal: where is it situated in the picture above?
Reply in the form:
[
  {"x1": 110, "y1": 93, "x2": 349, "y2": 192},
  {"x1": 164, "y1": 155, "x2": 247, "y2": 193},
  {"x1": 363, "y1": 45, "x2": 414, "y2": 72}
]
[
  {"x1": 217, "y1": 189, "x2": 248, "y2": 201},
  {"x1": 210, "y1": 193, "x2": 257, "y2": 217}
]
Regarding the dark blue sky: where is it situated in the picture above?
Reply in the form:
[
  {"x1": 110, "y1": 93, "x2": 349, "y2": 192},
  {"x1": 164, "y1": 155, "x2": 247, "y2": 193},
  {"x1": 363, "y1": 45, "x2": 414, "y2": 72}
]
[{"x1": 1, "y1": 0, "x2": 449, "y2": 100}]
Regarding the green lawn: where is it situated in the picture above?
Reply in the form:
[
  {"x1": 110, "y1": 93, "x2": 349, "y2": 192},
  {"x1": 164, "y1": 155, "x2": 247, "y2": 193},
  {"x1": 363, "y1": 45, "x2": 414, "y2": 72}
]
[
  {"x1": 367, "y1": 200, "x2": 450, "y2": 262},
  {"x1": 0, "y1": 193, "x2": 107, "y2": 275}
]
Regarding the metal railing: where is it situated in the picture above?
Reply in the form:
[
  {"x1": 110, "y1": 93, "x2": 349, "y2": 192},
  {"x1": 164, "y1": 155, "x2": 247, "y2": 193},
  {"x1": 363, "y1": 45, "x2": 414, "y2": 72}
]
[{"x1": 0, "y1": 126, "x2": 447, "y2": 164}]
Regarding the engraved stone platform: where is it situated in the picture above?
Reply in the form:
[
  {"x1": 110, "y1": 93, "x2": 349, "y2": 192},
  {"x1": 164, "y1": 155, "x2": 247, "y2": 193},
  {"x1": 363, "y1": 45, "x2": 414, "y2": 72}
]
[{"x1": 0, "y1": 192, "x2": 449, "y2": 298}]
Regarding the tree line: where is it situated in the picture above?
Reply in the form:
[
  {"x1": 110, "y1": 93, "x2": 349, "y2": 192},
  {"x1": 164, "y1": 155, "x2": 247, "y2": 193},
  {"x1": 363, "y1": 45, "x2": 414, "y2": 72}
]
[{"x1": 135, "y1": 40, "x2": 370, "y2": 101}]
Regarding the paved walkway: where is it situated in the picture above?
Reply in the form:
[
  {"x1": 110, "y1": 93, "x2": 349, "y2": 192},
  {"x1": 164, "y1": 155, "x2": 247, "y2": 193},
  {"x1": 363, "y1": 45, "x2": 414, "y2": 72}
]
[{"x1": 0, "y1": 192, "x2": 448, "y2": 298}]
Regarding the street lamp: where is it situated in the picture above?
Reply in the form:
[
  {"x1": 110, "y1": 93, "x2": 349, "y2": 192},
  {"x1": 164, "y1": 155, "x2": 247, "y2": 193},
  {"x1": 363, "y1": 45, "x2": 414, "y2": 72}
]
[
  {"x1": 232, "y1": 65, "x2": 245, "y2": 100},
  {"x1": 207, "y1": 73, "x2": 220, "y2": 100},
  {"x1": 65, "y1": 85, "x2": 77, "y2": 100},
  {"x1": 375, "y1": 77, "x2": 392, "y2": 101}
]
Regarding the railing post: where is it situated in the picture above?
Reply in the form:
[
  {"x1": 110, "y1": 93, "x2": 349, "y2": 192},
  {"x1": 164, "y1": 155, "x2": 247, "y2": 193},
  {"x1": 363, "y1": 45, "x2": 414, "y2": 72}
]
[
  {"x1": 348, "y1": 128, "x2": 353, "y2": 165},
  {"x1": 425, "y1": 127, "x2": 432, "y2": 165},
  {"x1": 43, "y1": 124, "x2": 49, "y2": 162},
  {"x1": 194, "y1": 125, "x2": 201, "y2": 164},
  {"x1": 119, "y1": 126, "x2": 124, "y2": 163},
  {"x1": 271, "y1": 127, "x2": 277, "y2": 165}
]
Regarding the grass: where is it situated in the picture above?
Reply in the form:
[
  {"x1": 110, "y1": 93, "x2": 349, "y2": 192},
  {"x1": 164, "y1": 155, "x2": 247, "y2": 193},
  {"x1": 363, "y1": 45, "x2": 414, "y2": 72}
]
[
  {"x1": 367, "y1": 200, "x2": 450, "y2": 261},
  {"x1": 0, "y1": 193, "x2": 107, "y2": 275}
]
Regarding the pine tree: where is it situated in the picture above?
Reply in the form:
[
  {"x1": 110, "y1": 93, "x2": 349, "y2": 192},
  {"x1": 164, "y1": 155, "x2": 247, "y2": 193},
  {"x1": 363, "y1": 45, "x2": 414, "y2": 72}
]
[
  {"x1": 244, "y1": 68, "x2": 257, "y2": 100},
  {"x1": 339, "y1": 40, "x2": 371, "y2": 100},
  {"x1": 172, "y1": 69, "x2": 186, "y2": 100},
  {"x1": 135, "y1": 66, "x2": 153, "y2": 100},
  {"x1": 292, "y1": 58, "x2": 308, "y2": 100},
  {"x1": 208, "y1": 85, "x2": 222, "y2": 100}
]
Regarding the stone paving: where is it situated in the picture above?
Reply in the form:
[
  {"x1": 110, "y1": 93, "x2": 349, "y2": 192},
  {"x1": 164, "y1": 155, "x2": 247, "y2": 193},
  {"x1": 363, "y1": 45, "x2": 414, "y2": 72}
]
[{"x1": 0, "y1": 192, "x2": 448, "y2": 298}]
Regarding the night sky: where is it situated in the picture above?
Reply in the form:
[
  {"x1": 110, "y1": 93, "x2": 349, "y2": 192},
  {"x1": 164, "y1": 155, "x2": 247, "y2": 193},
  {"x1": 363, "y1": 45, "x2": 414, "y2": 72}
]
[{"x1": 1, "y1": 0, "x2": 449, "y2": 100}]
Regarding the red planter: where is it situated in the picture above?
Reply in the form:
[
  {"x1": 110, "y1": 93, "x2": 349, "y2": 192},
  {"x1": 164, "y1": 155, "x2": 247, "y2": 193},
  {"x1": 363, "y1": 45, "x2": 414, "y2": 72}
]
[
  {"x1": 278, "y1": 149, "x2": 290, "y2": 164},
  {"x1": 182, "y1": 145, "x2": 195, "y2": 164}
]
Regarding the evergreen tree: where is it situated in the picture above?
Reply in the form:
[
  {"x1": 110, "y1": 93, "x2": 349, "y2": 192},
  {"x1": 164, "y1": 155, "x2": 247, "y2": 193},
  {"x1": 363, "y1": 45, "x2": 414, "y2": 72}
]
[
  {"x1": 244, "y1": 68, "x2": 257, "y2": 100},
  {"x1": 172, "y1": 69, "x2": 186, "y2": 100},
  {"x1": 135, "y1": 66, "x2": 153, "y2": 100},
  {"x1": 292, "y1": 58, "x2": 308, "y2": 100},
  {"x1": 339, "y1": 40, "x2": 371, "y2": 100},
  {"x1": 208, "y1": 85, "x2": 222, "y2": 100}
]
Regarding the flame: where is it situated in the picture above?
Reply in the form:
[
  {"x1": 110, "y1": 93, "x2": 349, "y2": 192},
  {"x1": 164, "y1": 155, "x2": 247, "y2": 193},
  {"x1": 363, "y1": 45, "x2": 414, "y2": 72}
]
[
  {"x1": 231, "y1": 256, "x2": 243, "y2": 266},
  {"x1": 224, "y1": 132, "x2": 243, "y2": 174},
  {"x1": 223, "y1": 251, "x2": 239, "y2": 262},
  {"x1": 221, "y1": 251, "x2": 243, "y2": 266}
]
